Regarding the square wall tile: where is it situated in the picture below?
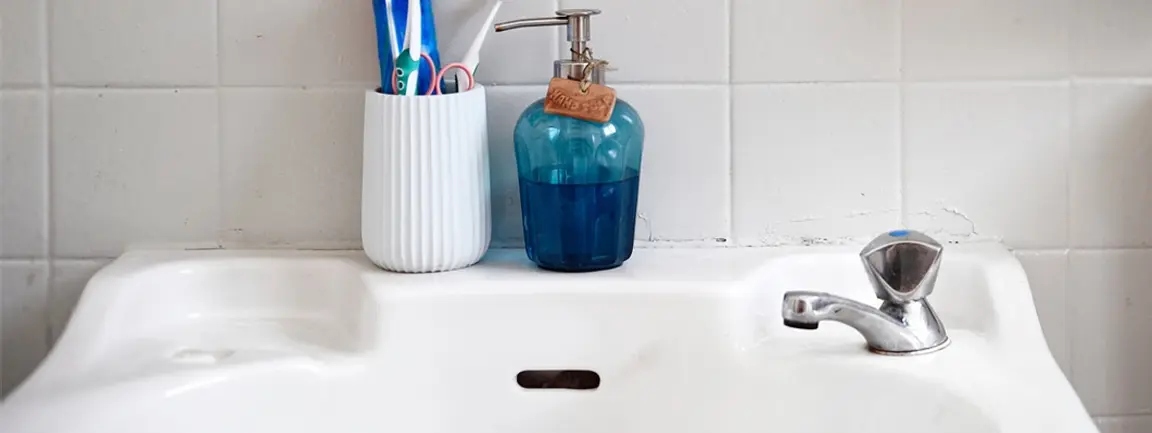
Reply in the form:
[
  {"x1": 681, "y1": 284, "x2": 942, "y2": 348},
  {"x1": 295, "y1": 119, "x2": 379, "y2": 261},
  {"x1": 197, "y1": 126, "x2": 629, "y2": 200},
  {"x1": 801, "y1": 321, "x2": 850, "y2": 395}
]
[
  {"x1": 49, "y1": 260, "x2": 110, "y2": 343},
  {"x1": 618, "y1": 85, "x2": 730, "y2": 242},
  {"x1": 903, "y1": 0, "x2": 1069, "y2": 80},
  {"x1": 220, "y1": 0, "x2": 377, "y2": 86},
  {"x1": 483, "y1": 86, "x2": 543, "y2": 247},
  {"x1": 1, "y1": 91, "x2": 47, "y2": 258},
  {"x1": 435, "y1": 0, "x2": 558, "y2": 85},
  {"x1": 1, "y1": 262, "x2": 48, "y2": 397},
  {"x1": 559, "y1": 0, "x2": 727, "y2": 83},
  {"x1": 51, "y1": 0, "x2": 217, "y2": 86},
  {"x1": 1096, "y1": 415, "x2": 1152, "y2": 433},
  {"x1": 52, "y1": 89, "x2": 220, "y2": 257},
  {"x1": 1070, "y1": 250, "x2": 1152, "y2": 415},
  {"x1": 1070, "y1": 83, "x2": 1152, "y2": 248},
  {"x1": 904, "y1": 84, "x2": 1069, "y2": 248},
  {"x1": 732, "y1": 0, "x2": 899, "y2": 83},
  {"x1": 1, "y1": 0, "x2": 45, "y2": 87},
  {"x1": 220, "y1": 88, "x2": 363, "y2": 248},
  {"x1": 1014, "y1": 250, "x2": 1070, "y2": 377},
  {"x1": 1072, "y1": 0, "x2": 1152, "y2": 76},
  {"x1": 732, "y1": 83, "x2": 900, "y2": 246}
]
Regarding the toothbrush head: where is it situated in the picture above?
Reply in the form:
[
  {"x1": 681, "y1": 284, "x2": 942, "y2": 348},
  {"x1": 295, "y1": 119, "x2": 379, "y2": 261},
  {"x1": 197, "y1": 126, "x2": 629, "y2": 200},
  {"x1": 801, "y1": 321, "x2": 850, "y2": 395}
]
[{"x1": 394, "y1": 49, "x2": 422, "y2": 95}]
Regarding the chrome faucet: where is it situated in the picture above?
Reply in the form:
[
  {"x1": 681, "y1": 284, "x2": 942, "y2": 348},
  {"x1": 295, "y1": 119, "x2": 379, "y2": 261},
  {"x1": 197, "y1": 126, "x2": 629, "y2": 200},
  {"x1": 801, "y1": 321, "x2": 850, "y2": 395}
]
[{"x1": 781, "y1": 230, "x2": 949, "y2": 355}]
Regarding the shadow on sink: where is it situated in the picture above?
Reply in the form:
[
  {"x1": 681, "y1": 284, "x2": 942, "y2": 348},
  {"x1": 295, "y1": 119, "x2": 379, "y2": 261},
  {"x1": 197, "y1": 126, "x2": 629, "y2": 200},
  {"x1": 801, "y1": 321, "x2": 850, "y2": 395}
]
[
  {"x1": 365, "y1": 359, "x2": 1001, "y2": 433},
  {"x1": 95, "y1": 256, "x2": 377, "y2": 353},
  {"x1": 35, "y1": 255, "x2": 378, "y2": 392}
]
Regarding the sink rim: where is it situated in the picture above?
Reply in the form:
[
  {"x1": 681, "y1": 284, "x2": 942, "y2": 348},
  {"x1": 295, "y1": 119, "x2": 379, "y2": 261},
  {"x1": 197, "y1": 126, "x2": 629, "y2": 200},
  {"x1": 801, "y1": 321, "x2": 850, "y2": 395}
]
[
  {"x1": 19, "y1": 245, "x2": 1046, "y2": 380},
  {"x1": 0, "y1": 245, "x2": 1096, "y2": 433}
]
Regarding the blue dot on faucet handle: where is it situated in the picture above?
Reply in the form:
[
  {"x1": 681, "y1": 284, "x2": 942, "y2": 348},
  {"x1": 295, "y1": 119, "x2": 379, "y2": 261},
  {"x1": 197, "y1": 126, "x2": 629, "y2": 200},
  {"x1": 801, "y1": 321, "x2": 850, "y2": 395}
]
[{"x1": 888, "y1": 230, "x2": 910, "y2": 237}]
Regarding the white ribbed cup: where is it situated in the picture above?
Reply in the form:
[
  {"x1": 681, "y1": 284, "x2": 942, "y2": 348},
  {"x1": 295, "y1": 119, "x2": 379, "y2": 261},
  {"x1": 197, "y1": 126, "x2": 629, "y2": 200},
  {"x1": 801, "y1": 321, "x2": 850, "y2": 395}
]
[{"x1": 361, "y1": 86, "x2": 491, "y2": 273}]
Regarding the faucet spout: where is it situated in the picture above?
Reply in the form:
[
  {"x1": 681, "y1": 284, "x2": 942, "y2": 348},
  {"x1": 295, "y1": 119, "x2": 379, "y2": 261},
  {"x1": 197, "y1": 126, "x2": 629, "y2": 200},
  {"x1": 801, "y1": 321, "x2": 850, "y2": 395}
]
[{"x1": 782, "y1": 291, "x2": 949, "y2": 355}]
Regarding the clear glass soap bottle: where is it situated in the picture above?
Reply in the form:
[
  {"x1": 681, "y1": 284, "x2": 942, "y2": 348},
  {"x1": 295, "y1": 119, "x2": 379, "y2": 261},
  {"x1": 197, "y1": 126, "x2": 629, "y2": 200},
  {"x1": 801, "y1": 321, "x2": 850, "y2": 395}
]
[{"x1": 495, "y1": 9, "x2": 645, "y2": 272}]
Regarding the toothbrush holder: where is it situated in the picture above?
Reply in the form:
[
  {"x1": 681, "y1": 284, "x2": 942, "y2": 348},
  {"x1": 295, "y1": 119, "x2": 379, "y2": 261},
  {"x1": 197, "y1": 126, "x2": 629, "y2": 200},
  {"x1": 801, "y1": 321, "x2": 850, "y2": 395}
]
[{"x1": 361, "y1": 86, "x2": 491, "y2": 273}]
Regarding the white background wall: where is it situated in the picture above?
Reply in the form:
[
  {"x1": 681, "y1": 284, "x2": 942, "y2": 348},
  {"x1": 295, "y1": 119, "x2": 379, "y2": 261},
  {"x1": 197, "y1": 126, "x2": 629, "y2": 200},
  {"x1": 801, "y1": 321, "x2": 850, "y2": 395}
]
[{"x1": 1, "y1": 0, "x2": 1151, "y2": 429}]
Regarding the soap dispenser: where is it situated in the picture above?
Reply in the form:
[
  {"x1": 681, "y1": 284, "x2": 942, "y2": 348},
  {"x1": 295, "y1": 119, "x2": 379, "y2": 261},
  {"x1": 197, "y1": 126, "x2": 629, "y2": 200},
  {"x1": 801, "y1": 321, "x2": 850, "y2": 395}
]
[{"x1": 495, "y1": 9, "x2": 645, "y2": 272}]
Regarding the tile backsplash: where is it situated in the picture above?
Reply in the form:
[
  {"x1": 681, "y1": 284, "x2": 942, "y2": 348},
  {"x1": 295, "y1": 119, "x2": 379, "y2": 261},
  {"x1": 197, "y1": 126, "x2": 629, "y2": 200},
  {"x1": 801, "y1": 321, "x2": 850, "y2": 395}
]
[{"x1": 2, "y1": 0, "x2": 1152, "y2": 426}]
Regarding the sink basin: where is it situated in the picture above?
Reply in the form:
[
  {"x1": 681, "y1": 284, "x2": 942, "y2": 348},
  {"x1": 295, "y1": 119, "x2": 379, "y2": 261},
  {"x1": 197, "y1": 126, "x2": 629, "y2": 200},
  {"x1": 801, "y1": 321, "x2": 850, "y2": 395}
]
[{"x1": 0, "y1": 245, "x2": 1095, "y2": 432}]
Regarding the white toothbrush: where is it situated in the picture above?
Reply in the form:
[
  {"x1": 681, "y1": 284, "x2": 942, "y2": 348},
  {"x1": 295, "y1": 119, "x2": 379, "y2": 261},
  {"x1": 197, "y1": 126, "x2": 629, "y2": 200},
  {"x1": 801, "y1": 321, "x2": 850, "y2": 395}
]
[
  {"x1": 383, "y1": 0, "x2": 400, "y2": 61},
  {"x1": 406, "y1": 0, "x2": 421, "y2": 58},
  {"x1": 394, "y1": 0, "x2": 423, "y2": 95},
  {"x1": 455, "y1": 0, "x2": 503, "y2": 87}
]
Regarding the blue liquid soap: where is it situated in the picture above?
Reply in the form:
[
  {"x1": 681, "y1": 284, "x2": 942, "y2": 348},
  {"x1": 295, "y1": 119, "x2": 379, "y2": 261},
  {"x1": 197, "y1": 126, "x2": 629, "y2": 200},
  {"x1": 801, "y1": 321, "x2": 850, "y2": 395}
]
[
  {"x1": 494, "y1": 8, "x2": 644, "y2": 271},
  {"x1": 513, "y1": 98, "x2": 645, "y2": 272},
  {"x1": 519, "y1": 168, "x2": 640, "y2": 271}
]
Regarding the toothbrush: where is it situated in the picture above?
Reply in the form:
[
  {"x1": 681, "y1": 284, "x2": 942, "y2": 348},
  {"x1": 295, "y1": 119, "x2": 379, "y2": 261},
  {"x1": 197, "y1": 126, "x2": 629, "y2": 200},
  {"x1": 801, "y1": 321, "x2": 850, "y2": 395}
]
[
  {"x1": 394, "y1": 0, "x2": 423, "y2": 95},
  {"x1": 454, "y1": 0, "x2": 503, "y2": 87},
  {"x1": 383, "y1": 0, "x2": 400, "y2": 61}
]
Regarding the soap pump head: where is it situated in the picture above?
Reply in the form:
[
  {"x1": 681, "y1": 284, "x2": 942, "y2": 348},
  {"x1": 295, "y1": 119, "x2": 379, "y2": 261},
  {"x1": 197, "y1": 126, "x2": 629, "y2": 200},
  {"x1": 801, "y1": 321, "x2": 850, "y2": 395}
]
[{"x1": 495, "y1": 9, "x2": 606, "y2": 85}]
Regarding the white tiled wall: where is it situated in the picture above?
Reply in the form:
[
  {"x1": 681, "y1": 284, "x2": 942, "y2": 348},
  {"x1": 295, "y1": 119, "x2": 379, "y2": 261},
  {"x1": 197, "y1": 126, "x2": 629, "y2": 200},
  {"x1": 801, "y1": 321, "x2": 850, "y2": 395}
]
[{"x1": 2, "y1": 0, "x2": 1152, "y2": 426}]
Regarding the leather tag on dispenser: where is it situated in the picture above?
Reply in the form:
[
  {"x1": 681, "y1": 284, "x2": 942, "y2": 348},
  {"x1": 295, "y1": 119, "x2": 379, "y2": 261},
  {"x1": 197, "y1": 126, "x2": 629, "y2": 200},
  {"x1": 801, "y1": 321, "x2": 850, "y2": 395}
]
[{"x1": 544, "y1": 78, "x2": 617, "y2": 123}]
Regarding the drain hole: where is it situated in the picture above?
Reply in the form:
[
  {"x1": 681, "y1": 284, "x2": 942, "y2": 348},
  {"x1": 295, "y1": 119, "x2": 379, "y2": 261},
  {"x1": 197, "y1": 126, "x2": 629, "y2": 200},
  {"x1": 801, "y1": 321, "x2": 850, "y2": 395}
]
[
  {"x1": 516, "y1": 370, "x2": 600, "y2": 390},
  {"x1": 170, "y1": 348, "x2": 235, "y2": 364}
]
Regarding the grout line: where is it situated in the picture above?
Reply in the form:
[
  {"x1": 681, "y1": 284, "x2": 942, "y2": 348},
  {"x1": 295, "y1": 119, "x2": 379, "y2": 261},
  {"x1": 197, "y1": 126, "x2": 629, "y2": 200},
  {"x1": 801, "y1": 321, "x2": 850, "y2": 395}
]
[
  {"x1": 894, "y1": 77, "x2": 1077, "y2": 84},
  {"x1": 216, "y1": 0, "x2": 223, "y2": 87},
  {"x1": 0, "y1": 88, "x2": 47, "y2": 95},
  {"x1": 731, "y1": 78, "x2": 1091, "y2": 86},
  {"x1": 51, "y1": 87, "x2": 222, "y2": 94},
  {"x1": 725, "y1": 0, "x2": 735, "y2": 243},
  {"x1": 1065, "y1": 246, "x2": 1152, "y2": 252},
  {"x1": 41, "y1": 0, "x2": 56, "y2": 351},
  {"x1": 1065, "y1": 73, "x2": 1074, "y2": 250},
  {"x1": 732, "y1": 80, "x2": 904, "y2": 87},
  {"x1": 42, "y1": 77, "x2": 1152, "y2": 91},
  {"x1": 897, "y1": 0, "x2": 907, "y2": 228},
  {"x1": 897, "y1": 85, "x2": 907, "y2": 229},
  {"x1": 46, "y1": 258, "x2": 116, "y2": 264},
  {"x1": 724, "y1": 84, "x2": 734, "y2": 244},
  {"x1": 724, "y1": 0, "x2": 733, "y2": 86},
  {"x1": 1093, "y1": 414, "x2": 1152, "y2": 421},
  {"x1": 1071, "y1": 76, "x2": 1152, "y2": 85},
  {"x1": 1010, "y1": 248, "x2": 1072, "y2": 255},
  {"x1": 896, "y1": 0, "x2": 905, "y2": 81},
  {"x1": 50, "y1": 256, "x2": 124, "y2": 261},
  {"x1": 51, "y1": 83, "x2": 381, "y2": 90},
  {"x1": 1061, "y1": 244, "x2": 1072, "y2": 387},
  {"x1": 1092, "y1": 413, "x2": 1152, "y2": 420},
  {"x1": 0, "y1": 259, "x2": 52, "y2": 266},
  {"x1": 1062, "y1": 0, "x2": 1074, "y2": 266},
  {"x1": 600, "y1": 83, "x2": 730, "y2": 90},
  {"x1": 215, "y1": 0, "x2": 226, "y2": 249},
  {"x1": 1064, "y1": 0, "x2": 1074, "y2": 79},
  {"x1": 51, "y1": 83, "x2": 561, "y2": 91},
  {"x1": 0, "y1": 83, "x2": 47, "y2": 90}
]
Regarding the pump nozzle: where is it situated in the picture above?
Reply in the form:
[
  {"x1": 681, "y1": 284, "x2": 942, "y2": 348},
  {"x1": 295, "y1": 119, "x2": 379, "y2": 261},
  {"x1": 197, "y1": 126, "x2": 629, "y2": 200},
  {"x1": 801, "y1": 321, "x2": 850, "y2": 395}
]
[
  {"x1": 493, "y1": 16, "x2": 567, "y2": 32},
  {"x1": 494, "y1": 9, "x2": 605, "y2": 83}
]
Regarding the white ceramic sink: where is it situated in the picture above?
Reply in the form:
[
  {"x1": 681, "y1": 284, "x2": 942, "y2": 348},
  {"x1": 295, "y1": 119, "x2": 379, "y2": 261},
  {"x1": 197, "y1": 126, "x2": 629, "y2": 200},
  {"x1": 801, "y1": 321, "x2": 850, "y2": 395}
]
[{"x1": 0, "y1": 245, "x2": 1095, "y2": 432}]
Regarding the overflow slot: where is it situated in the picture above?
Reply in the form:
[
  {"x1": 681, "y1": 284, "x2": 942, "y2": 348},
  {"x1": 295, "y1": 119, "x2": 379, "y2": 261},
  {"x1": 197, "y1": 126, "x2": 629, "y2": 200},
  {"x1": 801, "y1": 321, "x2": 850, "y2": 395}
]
[{"x1": 516, "y1": 370, "x2": 600, "y2": 390}]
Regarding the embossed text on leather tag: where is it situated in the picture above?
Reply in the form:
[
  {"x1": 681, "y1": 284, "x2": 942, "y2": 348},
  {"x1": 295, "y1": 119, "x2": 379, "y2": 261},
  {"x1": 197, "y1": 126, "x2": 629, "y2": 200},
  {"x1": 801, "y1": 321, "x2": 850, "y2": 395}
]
[{"x1": 543, "y1": 78, "x2": 617, "y2": 123}]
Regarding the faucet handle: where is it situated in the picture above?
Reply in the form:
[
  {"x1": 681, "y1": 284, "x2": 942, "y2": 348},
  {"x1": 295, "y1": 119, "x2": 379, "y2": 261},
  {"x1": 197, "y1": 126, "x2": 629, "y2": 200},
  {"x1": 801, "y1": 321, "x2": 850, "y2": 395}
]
[{"x1": 860, "y1": 230, "x2": 943, "y2": 304}]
